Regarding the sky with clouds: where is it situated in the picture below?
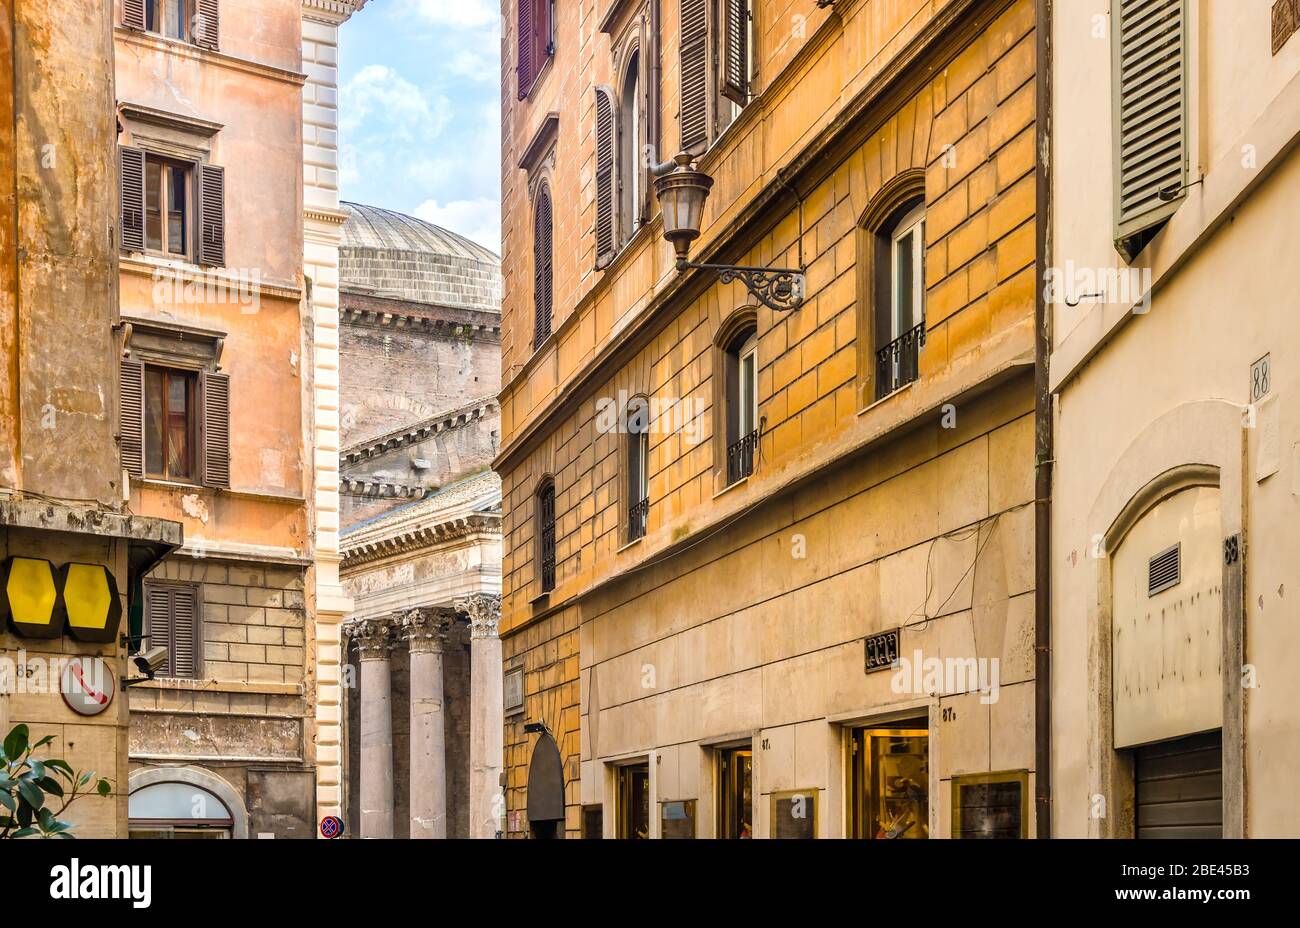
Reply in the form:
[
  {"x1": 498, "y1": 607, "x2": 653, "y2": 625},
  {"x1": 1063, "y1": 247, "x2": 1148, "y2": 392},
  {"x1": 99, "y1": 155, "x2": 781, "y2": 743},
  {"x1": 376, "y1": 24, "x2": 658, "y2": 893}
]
[{"x1": 339, "y1": 0, "x2": 501, "y2": 252}]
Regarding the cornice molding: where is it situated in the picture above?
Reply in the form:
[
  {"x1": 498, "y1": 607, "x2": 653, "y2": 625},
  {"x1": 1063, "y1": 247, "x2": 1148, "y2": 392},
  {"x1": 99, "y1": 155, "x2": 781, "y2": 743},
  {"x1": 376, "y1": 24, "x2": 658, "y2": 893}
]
[
  {"x1": 340, "y1": 479, "x2": 432, "y2": 501},
  {"x1": 340, "y1": 512, "x2": 501, "y2": 568},
  {"x1": 341, "y1": 396, "x2": 499, "y2": 465},
  {"x1": 340, "y1": 303, "x2": 502, "y2": 339}
]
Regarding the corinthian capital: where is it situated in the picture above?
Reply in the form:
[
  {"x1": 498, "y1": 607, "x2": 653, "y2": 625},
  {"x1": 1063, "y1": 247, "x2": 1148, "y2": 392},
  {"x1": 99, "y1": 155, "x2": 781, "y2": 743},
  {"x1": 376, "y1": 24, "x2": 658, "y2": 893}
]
[
  {"x1": 454, "y1": 593, "x2": 501, "y2": 640},
  {"x1": 343, "y1": 616, "x2": 397, "y2": 659},
  {"x1": 402, "y1": 608, "x2": 455, "y2": 653}
]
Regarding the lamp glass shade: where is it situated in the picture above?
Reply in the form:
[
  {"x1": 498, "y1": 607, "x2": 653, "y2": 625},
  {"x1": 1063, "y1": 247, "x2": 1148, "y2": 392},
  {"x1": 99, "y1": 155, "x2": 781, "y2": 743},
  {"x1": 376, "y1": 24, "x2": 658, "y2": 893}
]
[{"x1": 654, "y1": 166, "x2": 713, "y2": 250}]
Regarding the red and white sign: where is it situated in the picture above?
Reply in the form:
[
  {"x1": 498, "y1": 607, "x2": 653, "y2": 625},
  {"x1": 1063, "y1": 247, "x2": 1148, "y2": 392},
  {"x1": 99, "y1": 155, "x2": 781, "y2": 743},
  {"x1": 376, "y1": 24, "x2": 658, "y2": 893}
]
[{"x1": 60, "y1": 657, "x2": 114, "y2": 716}]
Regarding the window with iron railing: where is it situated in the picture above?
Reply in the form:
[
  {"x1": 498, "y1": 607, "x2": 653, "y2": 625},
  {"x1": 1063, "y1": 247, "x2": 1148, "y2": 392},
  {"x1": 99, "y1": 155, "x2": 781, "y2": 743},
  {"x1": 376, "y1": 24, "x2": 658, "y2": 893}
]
[
  {"x1": 627, "y1": 399, "x2": 650, "y2": 541},
  {"x1": 538, "y1": 480, "x2": 556, "y2": 593},
  {"x1": 875, "y1": 202, "x2": 926, "y2": 400},
  {"x1": 727, "y1": 428, "x2": 759, "y2": 485},
  {"x1": 724, "y1": 327, "x2": 759, "y2": 485}
]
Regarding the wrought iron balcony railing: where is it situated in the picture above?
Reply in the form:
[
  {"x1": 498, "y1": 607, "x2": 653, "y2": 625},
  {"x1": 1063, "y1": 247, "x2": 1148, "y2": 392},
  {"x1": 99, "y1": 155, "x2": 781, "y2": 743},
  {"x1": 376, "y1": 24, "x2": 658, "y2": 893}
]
[
  {"x1": 727, "y1": 428, "x2": 760, "y2": 485},
  {"x1": 628, "y1": 496, "x2": 649, "y2": 541},
  {"x1": 540, "y1": 527, "x2": 556, "y2": 592},
  {"x1": 875, "y1": 320, "x2": 925, "y2": 400}
]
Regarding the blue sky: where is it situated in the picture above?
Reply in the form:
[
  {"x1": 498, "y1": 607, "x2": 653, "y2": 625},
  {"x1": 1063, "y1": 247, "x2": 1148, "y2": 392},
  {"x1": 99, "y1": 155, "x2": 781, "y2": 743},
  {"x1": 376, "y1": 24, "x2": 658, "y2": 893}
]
[{"x1": 339, "y1": 0, "x2": 501, "y2": 251}]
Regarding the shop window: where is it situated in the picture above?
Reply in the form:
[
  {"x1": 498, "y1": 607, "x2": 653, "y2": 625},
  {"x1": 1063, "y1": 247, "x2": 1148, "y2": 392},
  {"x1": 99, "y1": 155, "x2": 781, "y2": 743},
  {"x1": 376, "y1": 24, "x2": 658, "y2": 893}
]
[
  {"x1": 849, "y1": 724, "x2": 929, "y2": 839},
  {"x1": 128, "y1": 781, "x2": 232, "y2": 838},
  {"x1": 661, "y1": 800, "x2": 696, "y2": 839},
  {"x1": 616, "y1": 763, "x2": 650, "y2": 839},
  {"x1": 717, "y1": 745, "x2": 752, "y2": 838},
  {"x1": 582, "y1": 804, "x2": 604, "y2": 839},
  {"x1": 951, "y1": 771, "x2": 1028, "y2": 838},
  {"x1": 770, "y1": 789, "x2": 817, "y2": 838}
]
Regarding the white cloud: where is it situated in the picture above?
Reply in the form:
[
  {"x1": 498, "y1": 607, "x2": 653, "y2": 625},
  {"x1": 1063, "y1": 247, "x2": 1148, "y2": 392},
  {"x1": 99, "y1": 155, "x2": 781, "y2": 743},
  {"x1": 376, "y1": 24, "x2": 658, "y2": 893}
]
[
  {"x1": 339, "y1": 64, "x2": 450, "y2": 139},
  {"x1": 414, "y1": 197, "x2": 501, "y2": 252},
  {"x1": 397, "y1": 0, "x2": 499, "y2": 31}
]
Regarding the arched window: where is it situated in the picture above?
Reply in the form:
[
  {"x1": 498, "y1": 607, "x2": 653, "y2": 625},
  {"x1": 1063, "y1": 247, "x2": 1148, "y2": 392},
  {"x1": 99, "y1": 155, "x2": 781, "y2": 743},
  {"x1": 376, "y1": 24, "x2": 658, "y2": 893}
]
[
  {"x1": 724, "y1": 324, "x2": 759, "y2": 484},
  {"x1": 626, "y1": 395, "x2": 650, "y2": 541},
  {"x1": 128, "y1": 773, "x2": 244, "y2": 839},
  {"x1": 858, "y1": 171, "x2": 927, "y2": 402},
  {"x1": 537, "y1": 477, "x2": 556, "y2": 592},
  {"x1": 533, "y1": 185, "x2": 554, "y2": 348},
  {"x1": 618, "y1": 50, "x2": 642, "y2": 245}
]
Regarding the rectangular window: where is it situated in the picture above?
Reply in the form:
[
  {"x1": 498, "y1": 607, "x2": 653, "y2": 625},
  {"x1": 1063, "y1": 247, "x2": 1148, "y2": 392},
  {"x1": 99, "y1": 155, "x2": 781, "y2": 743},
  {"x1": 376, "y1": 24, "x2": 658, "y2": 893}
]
[
  {"x1": 581, "y1": 804, "x2": 604, "y2": 839},
  {"x1": 661, "y1": 800, "x2": 696, "y2": 839},
  {"x1": 146, "y1": 0, "x2": 193, "y2": 42},
  {"x1": 144, "y1": 155, "x2": 192, "y2": 258},
  {"x1": 144, "y1": 366, "x2": 197, "y2": 481},
  {"x1": 517, "y1": 0, "x2": 555, "y2": 99},
  {"x1": 951, "y1": 771, "x2": 1029, "y2": 839},
  {"x1": 538, "y1": 481, "x2": 556, "y2": 592},
  {"x1": 616, "y1": 763, "x2": 650, "y2": 839},
  {"x1": 144, "y1": 582, "x2": 201, "y2": 679},
  {"x1": 849, "y1": 724, "x2": 929, "y2": 839},
  {"x1": 717, "y1": 745, "x2": 753, "y2": 838},
  {"x1": 875, "y1": 203, "x2": 926, "y2": 400}
]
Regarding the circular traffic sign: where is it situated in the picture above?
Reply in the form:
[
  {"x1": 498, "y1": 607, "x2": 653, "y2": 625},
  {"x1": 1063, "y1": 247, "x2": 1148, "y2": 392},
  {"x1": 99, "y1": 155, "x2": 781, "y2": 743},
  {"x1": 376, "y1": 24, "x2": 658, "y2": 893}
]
[
  {"x1": 60, "y1": 657, "x2": 115, "y2": 716},
  {"x1": 320, "y1": 815, "x2": 344, "y2": 838}
]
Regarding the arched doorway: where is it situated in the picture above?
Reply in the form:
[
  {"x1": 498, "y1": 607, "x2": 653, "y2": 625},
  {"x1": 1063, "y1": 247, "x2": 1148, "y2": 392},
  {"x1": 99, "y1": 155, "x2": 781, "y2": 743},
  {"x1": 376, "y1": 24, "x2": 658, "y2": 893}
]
[
  {"x1": 527, "y1": 730, "x2": 564, "y2": 838},
  {"x1": 128, "y1": 767, "x2": 248, "y2": 839}
]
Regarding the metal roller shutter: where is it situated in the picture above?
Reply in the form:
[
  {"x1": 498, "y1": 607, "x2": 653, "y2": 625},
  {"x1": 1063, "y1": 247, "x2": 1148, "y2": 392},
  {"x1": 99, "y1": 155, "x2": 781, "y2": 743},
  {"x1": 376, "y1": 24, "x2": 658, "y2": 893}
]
[{"x1": 1134, "y1": 730, "x2": 1222, "y2": 838}]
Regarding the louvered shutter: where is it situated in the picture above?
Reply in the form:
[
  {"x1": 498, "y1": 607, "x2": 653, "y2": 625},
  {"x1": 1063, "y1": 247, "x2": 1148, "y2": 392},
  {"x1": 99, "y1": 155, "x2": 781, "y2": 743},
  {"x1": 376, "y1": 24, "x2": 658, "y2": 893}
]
[
  {"x1": 123, "y1": 0, "x2": 146, "y2": 30},
  {"x1": 195, "y1": 0, "x2": 220, "y2": 51},
  {"x1": 721, "y1": 0, "x2": 750, "y2": 105},
  {"x1": 170, "y1": 587, "x2": 200, "y2": 678},
  {"x1": 201, "y1": 371, "x2": 231, "y2": 488},
  {"x1": 197, "y1": 163, "x2": 226, "y2": 267},
  {"x1": 595, "y1": 87, "x2": 616, "y2": 267},
  {"x1": 518, "y1": 0, "x2": 535, "y2": 99},
  {"x1": 145, "y1": 586, "x2": 173, "y2": 669},
  {"x1": 119, "y1": 146, "x2": 146, "y2": 253},
  {"x1": 533, "y1": 189, "x2": 553, "y2": 347},
  {"x1": 120, "y1": 358, "x2": 145, "y2": 478},
  {"x1": 679, "y1": 0, "x2": 709, "y2": 152},
  {"x1": 1113, "y1": 0, "x2": 1188, "y2": 257}
]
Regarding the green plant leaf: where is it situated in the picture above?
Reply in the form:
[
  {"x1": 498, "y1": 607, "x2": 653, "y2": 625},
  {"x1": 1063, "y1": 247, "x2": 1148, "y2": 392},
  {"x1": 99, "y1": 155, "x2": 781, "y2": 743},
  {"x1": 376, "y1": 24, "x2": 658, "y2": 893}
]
[
  {"x1": 43, "y1": 759, "x2": 74, "y2": 778},
  {"x1": 47, "y1": 819, "x2": 73, "y2": 834},
  {"x1": 38, "y1": 777, "x2": 63, "y2": 798},
  {"x1": 37, "y1": 808, "x2": 55, "y2": 832},
  {"x1": 10, "y1": 826, "x2": 38, "y2": 839},
  {"x1": 0, "y1": 791, "x2": 13, "y2": 812},
  {"x1": 77, "y1": 771, "x2": 92, "y2": 787},
  {"x1": 16, "y1": 802, "x2": 32, "y2": 827},
  {"x1": 53, "y1": 831, "x2": 74, "y2": 839},
  {"x1": 31, "y1": 735, "x2": 54, "y2": 749},
  {"x1": 28, "y1": 759, "x2": 44, "y2": 780},
  {"x1": 96, "y1": 779, "x2": 112, "y2": 797},
  {"x1": 17, "y1": 779, "x2": 43, "y2": 811},
  {"x1": 3, "y1": 725, "x2": 28, "y2": 761}
]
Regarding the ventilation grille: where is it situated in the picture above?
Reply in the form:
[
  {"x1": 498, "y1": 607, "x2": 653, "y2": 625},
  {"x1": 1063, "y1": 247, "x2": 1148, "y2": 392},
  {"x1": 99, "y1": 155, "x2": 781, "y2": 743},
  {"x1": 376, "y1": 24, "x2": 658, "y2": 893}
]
[{"x1": 1148, "y1": 543, "x2": 1181, "y2": 596}]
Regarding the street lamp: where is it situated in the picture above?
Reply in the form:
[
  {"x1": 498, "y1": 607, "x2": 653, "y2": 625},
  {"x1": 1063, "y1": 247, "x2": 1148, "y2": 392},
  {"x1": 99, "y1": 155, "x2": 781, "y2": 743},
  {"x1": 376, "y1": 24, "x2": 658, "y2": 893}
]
[{"x1": 653, "y1": 153, "x2": 806, "y2": 312}]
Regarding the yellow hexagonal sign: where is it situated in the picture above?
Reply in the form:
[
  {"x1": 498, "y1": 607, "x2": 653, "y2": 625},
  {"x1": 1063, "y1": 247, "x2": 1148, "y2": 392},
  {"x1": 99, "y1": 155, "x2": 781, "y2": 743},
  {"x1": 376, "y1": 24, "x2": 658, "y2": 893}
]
[
  {"x1": 59, "y1": 563, "x2": 122, "y2": 643},
  {"x1": 1, "y1": 557, "x2": 62, "y2": 639}
]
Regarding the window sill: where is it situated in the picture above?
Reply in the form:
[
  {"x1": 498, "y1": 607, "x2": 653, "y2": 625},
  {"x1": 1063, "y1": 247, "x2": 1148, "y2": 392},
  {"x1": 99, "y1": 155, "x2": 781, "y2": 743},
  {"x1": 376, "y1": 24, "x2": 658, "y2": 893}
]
[
  {"x1": 857, "y1": 380, "x2": 916, "y2": 417},
  {"x1": 615, "y1": 535, "x2": 644, "y2": 554},
  {"x1": 528, "y1": 590, "x2": 552, "y2": 607},
  {"x1": 712, "y1": 475, "x2": 750, "y2": 501}
]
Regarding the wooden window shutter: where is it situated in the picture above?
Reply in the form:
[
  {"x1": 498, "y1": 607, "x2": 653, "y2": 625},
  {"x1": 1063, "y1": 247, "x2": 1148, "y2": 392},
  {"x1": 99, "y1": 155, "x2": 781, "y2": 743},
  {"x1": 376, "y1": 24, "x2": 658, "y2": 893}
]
[
  {"x1": 170, "y1": 586, "x2": 200, "y2": 678},
  {"x1": 679, "y1": 0, "x2": 710, "y2": 152},
  {"x1": 120, "y1": 358, "x2": 145, "y2": 478},
  {"x1": 721, "y1": 0, "x2": 750, "y2": 105},
  {"x1": 119, "y1": 146, "x2": 146, "y2": 253},
  {"x1": 197, "y1": 163, "x2": 226, "y2": 267},
  {"x1": 123, "y1": 0, "x2": 146, "y2": 30},
  {"x1": 595, "y1": 87, "x2": 616, "y2": 267},
  {"x1": 145, "y1": 586, "x2": 174, "y2": 670},
  {"x1": 195, "y1": 0, "x2": 221, "y2": 51},
  {"x1": 201, "y1": 370, "x2": 231, "y2": 488},
  {"x1": 517, "y1": 0, "x2": 534, "y2": 99},
  {"x1": 533, "y1": 188, "x2": 553, "y2": 347},
  {"x1": 1113, "y1": 0, "x2": 1188, "y2": 259}
]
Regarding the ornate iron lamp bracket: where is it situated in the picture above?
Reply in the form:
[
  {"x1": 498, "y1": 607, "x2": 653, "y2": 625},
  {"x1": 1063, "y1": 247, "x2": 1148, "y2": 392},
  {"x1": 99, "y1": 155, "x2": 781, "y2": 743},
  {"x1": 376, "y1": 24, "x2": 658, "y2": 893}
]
[{"x1": 687, "y1": 262, "x2": 806, "y2": 312}]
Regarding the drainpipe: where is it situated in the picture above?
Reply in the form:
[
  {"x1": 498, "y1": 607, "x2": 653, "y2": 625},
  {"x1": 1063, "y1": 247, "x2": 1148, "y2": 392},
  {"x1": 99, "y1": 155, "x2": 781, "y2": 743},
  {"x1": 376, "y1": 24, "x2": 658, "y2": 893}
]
[{"x1": 1033, "y1": 0, "x2": 1054, "y2": 840}]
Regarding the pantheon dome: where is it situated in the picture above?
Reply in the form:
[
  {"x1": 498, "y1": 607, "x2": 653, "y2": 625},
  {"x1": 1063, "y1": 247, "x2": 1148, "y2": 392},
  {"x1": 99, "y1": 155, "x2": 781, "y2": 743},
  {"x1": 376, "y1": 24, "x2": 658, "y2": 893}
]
[{"x1": 340, "y1": 201, "x2": 501, "y2": 312}]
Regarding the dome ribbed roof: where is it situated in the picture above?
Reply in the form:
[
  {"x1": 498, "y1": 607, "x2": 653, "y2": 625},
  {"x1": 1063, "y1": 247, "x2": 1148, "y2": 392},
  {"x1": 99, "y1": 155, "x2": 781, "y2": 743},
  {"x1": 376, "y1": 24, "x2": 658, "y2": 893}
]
[{"x1": 340, "y1": 202, "x2": 501, "y2": 313}]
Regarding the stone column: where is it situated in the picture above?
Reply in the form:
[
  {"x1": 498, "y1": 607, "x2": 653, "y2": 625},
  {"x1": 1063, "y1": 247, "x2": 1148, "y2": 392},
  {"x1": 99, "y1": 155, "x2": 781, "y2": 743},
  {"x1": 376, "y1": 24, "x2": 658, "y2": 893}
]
[
  {"x1": 347, "y1": 617, "x2": 395, "y2": 838},
  {"x1": 402, "y1": 608, "x2": 452, "y2": 839},
  {"x1": 456, "y1": 593, "x2": 504, "y2": 838}
]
